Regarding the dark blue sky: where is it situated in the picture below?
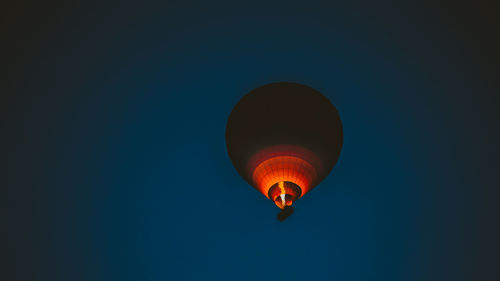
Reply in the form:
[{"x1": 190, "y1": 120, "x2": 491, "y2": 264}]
[{"x1": 2, "y1": 1, "x2": 499, "y2": 281}]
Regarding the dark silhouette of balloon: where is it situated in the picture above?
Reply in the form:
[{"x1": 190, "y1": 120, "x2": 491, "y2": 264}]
[{"x1": 226, "y1": 82, "x2": 343, "y2": 220}]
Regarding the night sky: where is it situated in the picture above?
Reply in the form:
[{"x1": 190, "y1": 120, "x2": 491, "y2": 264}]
[{"x1": 2, "y1": 1, "x2": 499, "y2": 281}]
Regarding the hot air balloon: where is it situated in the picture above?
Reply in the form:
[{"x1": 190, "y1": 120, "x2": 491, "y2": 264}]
[{"x1": 226, "y1": 82, "x2": 343, "y2": 221}]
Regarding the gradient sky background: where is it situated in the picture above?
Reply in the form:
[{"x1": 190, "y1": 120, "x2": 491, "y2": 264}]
[{"x1": 2, "y1": 1, "x2": 499, "y2": 281}]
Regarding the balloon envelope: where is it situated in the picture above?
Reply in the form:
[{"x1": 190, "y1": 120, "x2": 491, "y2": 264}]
[{"x1": 226, "y1": 82, "x2": 343, "y2": 208}]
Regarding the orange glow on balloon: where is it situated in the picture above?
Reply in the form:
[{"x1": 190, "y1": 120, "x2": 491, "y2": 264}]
[{"x1": 251, "y1": 155, "x2": 317, "y2": 200}]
